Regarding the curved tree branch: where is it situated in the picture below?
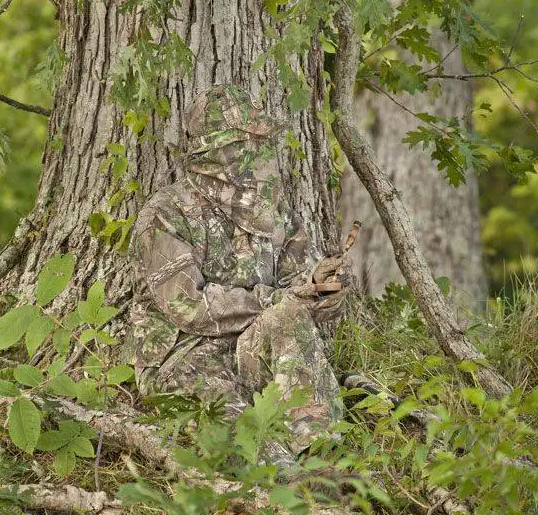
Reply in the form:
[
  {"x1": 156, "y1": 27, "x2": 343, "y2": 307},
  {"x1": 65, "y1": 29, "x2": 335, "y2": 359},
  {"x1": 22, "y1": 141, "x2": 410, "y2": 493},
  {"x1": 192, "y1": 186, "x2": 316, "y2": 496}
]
[
  {"x1": 0, "y1": 0, "x2": 14, "y2": 17},
  {"x1": 0, "y1": 92, "x2": 51, "y2": 116},
  {"x1": 330, "y1": 4, "x2": 512, "y2": 399}
]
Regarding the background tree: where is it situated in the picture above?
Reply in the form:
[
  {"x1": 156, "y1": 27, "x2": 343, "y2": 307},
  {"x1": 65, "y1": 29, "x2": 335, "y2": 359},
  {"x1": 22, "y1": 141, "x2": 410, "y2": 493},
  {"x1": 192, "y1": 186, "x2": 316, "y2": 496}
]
[{"x1": 340, "y1": 40, "x2": 487, "y2": 306}]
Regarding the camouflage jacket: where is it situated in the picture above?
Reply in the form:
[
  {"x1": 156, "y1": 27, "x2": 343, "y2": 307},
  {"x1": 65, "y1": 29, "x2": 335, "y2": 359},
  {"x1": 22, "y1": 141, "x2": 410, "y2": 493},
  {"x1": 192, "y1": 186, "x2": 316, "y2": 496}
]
[{"x1": 132, "y1": 133, "x2": 315, "y2": 340}]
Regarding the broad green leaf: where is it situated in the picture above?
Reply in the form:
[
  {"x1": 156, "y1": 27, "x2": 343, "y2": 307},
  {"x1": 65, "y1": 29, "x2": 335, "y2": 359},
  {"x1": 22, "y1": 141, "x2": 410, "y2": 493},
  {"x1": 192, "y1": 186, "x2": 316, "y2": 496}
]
[
  {"x1": 83, "y1": 356, "x2": 103, "y2": 378},
  {"x1": 269, "y1": 486, "x2": 308, "y2": 515},
  {"x1": 107, "y1": 364, "x2": 134, "y2": 385},
  {"x1": 95, "y1": 306, "x2": 118, "y2": 326},
  {"x1": 0, "y1": 305, "x2": 39, "y2": 351},
  {"x1": 80, "y1": 328, "x2": 97, "y2": 343},
  {"x1": 88, "y1": 212, "x2": 106, "y2": 236},
  {"x1": 36, "y1": 430, "x2": 71, "y2": 451},
  {"x1": 62, "y1": 310, "x2": 83, "y2": 331},
  {"x1": 264, "y1": 0, "x2": 290, "y2": 16},
  {"x1": 53, "y1": 447, "x2": 76, "y2": 477},
  {"x1": 25, "y1": 314, "x2": 54, "y2": 357},
  {"x1": 36, "y1": 254, "x2": 75, "y2": 306},
  {"x1": 353, "y1": 0, "x2": 392, "y2": 33},
  {"x1": 96, "y1": 330, "x2": 117, "y2": 346},
  {"x1": 106, "y1": 142, "x2": 126, "y2": 156},
  {"x1": 8, "y1": 398, "x2": 41, "y2": 454},
  {"x1": 49, "y1": 374, "x2": 78, "y2": 398},
  {"x1": 68, "y1": 436, "x2": 95, "y2": 458},
  {"x1": 58, "y1": 420, "x2": 82, "y2": 439},
  {"x1": 0, "y1": 380, "x2": 20, "y2": 397},
  {"x1": 52, "y1": 329, "x2": 71, "y2": 356},
  {"x1": 14, "y1": 365, "x2": 44, "y2": 387},
  {"x1": 76, "y1": 378, "x2": 98, "y2": 404},
  {"x1": 48, "y1": 357, "x2": 66, "y2": 377},
  {"x1": 461, "y1": 387, "x2": 486, "y2": 408}
]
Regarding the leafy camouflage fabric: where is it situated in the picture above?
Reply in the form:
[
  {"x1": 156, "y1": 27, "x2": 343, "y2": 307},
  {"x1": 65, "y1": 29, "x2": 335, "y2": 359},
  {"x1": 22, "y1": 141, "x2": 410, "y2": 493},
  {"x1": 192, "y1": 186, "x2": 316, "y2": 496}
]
[{"x1": 131, "y1": 85, "x2": 344, "y2": 449}]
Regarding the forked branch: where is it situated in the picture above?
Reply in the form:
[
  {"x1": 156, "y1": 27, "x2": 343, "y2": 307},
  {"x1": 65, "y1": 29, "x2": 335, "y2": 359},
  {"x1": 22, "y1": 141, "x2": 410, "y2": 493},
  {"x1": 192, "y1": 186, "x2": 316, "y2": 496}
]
[{"x1": 330, "y1": 4, "x2": 512, "y2": 399}]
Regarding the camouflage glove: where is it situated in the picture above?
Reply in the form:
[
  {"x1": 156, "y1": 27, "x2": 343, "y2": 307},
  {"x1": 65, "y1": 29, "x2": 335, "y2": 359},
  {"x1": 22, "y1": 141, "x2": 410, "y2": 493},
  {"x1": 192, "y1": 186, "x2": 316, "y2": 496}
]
[
  {"x1": 312, "y1": 254, "x2": 354, "y2": 289},
  {"x1": 282, "y1": 281, "x2": 344, "y2": 323},
  {"x1": 310, "y1": 291, "x2": 345, "y2": 323}
]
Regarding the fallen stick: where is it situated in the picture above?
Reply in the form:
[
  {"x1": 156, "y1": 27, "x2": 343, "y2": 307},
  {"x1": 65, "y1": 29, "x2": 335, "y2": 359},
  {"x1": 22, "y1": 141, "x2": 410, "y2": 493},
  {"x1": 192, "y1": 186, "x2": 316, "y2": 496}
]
[{"x1": 4, "y1": 483, "x2": 121, "y2": 514}]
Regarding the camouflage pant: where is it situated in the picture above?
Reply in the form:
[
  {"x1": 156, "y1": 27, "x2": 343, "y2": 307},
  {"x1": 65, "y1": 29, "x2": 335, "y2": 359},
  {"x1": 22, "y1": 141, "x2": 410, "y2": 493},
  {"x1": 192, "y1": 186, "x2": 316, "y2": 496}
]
[{"x1": 135, "y1": 297, "x2": 342, "y2": 445}]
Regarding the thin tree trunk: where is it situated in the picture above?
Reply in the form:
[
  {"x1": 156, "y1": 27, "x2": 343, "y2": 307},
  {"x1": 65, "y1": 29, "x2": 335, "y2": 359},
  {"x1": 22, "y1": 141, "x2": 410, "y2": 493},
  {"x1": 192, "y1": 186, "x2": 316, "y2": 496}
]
[
  {"x1": 339, "y1": 40, "x2": 487, "y2": 310},
  {"x1": 0, "y1": 0, "x2": 337, "y2": 313},
  {"x1": 331, "y1": 6, "x2": 511, "y2": 399}
]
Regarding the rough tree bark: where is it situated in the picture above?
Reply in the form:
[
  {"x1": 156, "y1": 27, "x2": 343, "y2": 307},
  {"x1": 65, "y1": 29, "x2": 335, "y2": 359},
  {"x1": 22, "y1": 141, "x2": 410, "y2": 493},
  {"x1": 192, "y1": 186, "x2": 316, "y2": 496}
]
[
  {"x1": 339, "y1": 40, "x2": 487, "y2": 308},
  {"x1": 0, "y1": 0, "x2": 338, "y2": 313}
]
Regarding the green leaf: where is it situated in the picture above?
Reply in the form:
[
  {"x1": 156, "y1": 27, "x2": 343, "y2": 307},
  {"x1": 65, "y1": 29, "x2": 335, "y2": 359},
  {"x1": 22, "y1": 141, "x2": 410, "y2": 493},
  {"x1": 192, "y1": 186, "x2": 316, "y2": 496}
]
[
  {"x1": 269, "y1": 486, "x2": 309, "y2": 515},
  {"x1": 62, "y1": 310, "x2": 83, "y2": 331},
  {"x1": 68, "y1": 436, "x2": 95, "y2": 458},
  {"x1": 83, "y1": 356, "x2": 102, "y2": 379},
  {"x1": 264, "y1": 0, "x2": 290, "y2": 16},
  {"x1": 0, "y1": 380, "x2": 20, "y2": 397},
  {"x1": 461, "y1": 387, "x2": 486, "y2": 408},
  {"x1": 88, "y1": 281, "x2": 105, "y2": 307},
  {"x1": 106, "y1": 142, "x2": 126, "y2": 156},
  {"x1": 76, "y1": 378, "x2": 98, "y2": 404},
  {"x1": 107, "y1": 365, "x2": 134, "y2": 385},
  {"x1": 48, "y1": 357, "x2": 66, "y2": 377},
  {"x1": 80, "y1": 328, "x2": 97, "y2": 343},
  {"x1": 95, "y1": 306, "x2": 118, "y2": 326},
  {"x1": 96, "y1": 330, "x2": 117, "y2": 346},
  {"x1": 8, "y1": 398, "x2": 41, "y2": 454},
  {"x1": 25, "y1": 315, "x2": 54, "y2": 357},
  {"x1": 58, "y1": 420, "x2": 82, "y2": 439},
  {"x1": 53, "y1": 447, "x2": 76, "y2": 477},
  {"x1": 48, "y1": 374, "x2": 78, "y2": 398},
  {"x1": 112, "y1": 156, "x2": 128, "y2": 180},
  {"x1": 36, "y1": 254, "x2": 75, "y2": 306},
  {"x1": 353, "y1": 0, "x2": 392, "y2": 34},
  {"x1": 36, "y1": 430, "x2": 71, "y2": 451},
  {"x1": 14, "y1": 365, "x2": 44, "y2": 387},
  {"x1": 52, "y1": 329, "x2": 71, "y2": 356},
  {"x1": 88, "y1": 212, "x2": 106, "y2": 236},
  {"x1": 0, "y1": 305, "x2": 39, "y2": 351}
]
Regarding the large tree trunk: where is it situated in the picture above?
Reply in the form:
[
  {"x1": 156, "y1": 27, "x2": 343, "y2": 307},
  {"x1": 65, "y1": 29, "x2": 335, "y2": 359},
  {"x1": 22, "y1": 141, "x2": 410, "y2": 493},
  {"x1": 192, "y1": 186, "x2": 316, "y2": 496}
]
[
  {"x1": 1, "y1": 0, "x2": 338, "y2": 312},
  {"x1": 339, "y1": 39, "x2": 487, "y2": 308}
]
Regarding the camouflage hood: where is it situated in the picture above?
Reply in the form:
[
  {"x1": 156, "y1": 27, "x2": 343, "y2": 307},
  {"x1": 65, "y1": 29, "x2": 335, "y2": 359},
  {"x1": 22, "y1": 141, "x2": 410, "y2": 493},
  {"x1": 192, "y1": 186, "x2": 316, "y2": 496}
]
[{"x1": 183, "y1": 85, "x2": 287, "y2": 239}]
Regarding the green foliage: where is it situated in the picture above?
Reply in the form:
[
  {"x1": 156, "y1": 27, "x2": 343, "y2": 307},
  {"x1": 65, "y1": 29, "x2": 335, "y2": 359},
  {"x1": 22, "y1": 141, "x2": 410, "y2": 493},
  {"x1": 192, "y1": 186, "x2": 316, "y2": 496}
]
[
  {"x1": 0, "y1": 0, "x2": 56, "y2": 246},
  {"x1": 8, "y1": 398, "x2": 41, "y2": 454},
  {"x1": 109, "y1": 30, "x2": 193, "y2": 113},
  {"x1": 0, "y1": 255, "x2": 120, "y2": 472}
]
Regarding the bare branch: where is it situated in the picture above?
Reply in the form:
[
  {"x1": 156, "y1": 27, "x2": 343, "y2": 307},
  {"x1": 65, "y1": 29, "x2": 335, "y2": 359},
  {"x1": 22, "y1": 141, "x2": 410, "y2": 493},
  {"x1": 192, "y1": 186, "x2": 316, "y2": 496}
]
[
  {"x1": 0, "y1": 0, "x2": 14, "y2": 17},
  {"x1": 505, "y1": 15, "x2": 524, "y2": 65},
  {"x1": 330, "y1": 4, "x2": 512, "y2": 399},
  {"x1": 0, "y1": 92, "x2": 51, "y2": 116}
]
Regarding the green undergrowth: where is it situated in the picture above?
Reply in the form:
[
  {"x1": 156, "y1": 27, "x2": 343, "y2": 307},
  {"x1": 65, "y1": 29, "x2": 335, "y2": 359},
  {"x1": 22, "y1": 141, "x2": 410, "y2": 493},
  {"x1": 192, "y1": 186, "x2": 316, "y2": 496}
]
[{"x1": 1, "y1": 259, "x2": 538, "y2": 514}]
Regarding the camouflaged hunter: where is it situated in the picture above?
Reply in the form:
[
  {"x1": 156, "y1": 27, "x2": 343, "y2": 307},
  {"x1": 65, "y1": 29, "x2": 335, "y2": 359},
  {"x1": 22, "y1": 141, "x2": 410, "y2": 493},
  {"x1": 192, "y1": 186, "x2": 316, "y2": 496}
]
[{"x1": 131, "y1": 85, "x2": 349, "y2": 448}]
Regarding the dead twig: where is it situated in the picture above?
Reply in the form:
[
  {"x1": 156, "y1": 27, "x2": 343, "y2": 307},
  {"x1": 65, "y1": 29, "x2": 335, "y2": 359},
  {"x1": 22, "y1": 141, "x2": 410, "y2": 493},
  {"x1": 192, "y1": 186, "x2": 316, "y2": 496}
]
[{"x1": 0, "y1": 92, "x2": 51, "y2": 117}]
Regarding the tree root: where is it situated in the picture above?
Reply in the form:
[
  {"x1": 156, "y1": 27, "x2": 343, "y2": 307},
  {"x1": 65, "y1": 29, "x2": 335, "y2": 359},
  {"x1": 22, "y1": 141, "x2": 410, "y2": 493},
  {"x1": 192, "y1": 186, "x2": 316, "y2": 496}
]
[{"x1": 4, "y1": 483, "x2": 121, "y2": 514}]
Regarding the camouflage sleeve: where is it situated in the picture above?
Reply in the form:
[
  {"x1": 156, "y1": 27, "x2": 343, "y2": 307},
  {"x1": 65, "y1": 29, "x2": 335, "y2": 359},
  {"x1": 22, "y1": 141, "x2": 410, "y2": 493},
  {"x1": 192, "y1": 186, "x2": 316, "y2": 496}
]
[{"x1": 136, "y1": 225, "x2": 275, "y2": 338}]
